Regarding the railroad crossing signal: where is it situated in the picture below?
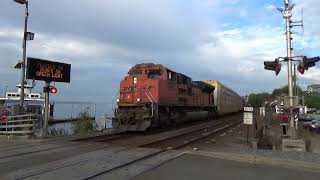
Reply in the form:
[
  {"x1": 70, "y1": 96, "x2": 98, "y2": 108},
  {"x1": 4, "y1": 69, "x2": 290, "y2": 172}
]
[
  {"x1": 297, "y1": 56, "x2": 320, "y2": 74},
  {"x1": 43, "y1": 86, "x2": 58, "y2": 94},
  {"x1": 50, "y1": 86, "x2": 57, "y2": 94},
  {"x1": 264, "y1": 59, "x2": 282, "y2": 75},
  {"x1": 297, "y1": 64, "x2": 305, "y2": 74}
]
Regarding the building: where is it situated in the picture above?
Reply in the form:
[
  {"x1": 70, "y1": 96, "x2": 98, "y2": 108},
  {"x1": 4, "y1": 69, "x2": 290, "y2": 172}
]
[{"x1": 307, "y1": 84, "x2": 320, "y2": 94}]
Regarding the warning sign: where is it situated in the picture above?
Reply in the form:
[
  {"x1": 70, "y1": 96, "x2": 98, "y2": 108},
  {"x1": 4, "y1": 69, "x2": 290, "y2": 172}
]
[{"x1": 243, "y1": 112, "x2": 253, "y2": 125}]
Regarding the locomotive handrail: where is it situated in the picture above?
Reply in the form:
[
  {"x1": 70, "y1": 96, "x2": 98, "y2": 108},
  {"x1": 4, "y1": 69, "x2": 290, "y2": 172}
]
[
  {"x1": 147, "y1": 91, "x2": 157, "y2": 103},
  {"x1": 144, "y1": 91, "x2": 155, "y2": 118}
]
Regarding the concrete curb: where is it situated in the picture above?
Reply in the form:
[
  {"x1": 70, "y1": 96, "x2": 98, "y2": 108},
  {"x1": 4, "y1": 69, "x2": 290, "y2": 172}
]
[{"x1": 186, "y1": 150, "x2": 320, "y2": 173}]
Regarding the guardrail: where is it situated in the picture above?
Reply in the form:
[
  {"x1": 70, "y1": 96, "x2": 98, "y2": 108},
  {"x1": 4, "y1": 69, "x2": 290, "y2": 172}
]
[{"x1": 0, "y1": 114, "x2": 41, "y2": 136}]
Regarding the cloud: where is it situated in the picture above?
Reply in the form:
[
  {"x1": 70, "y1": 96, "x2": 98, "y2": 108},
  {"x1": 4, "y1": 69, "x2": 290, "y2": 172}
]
[
  {"x1": 302, "y1": 68, "x2": 320, "y2": 80},
  {"x1": 266, "y1": 4, "x2": 276, "y2": 10},
  {"x1": 1, "y1": 0, "x2": 320, "y2": 105}
]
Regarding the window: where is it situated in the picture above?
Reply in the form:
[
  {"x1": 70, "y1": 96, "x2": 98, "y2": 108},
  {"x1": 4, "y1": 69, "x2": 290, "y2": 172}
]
[
  {"x1": 167, "y1": 70, "x2": 176, "y2": 81},
  {"x1": 146, "y1": 69, "x2": 163, "y2": 76},
  {"x1": 146, "y1": 69, "x2": 163, "y2": 79},
  {"x1": 130, "y1": 69, "x2": 142, "y2": 75}
]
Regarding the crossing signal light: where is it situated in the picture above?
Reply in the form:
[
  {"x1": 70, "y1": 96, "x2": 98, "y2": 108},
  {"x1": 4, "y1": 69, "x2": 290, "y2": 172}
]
[
  {"x1": 264, "y1": 59, "x2": 281, "y2": 75},
  {"x1": 50, "y1": 86, "x2": 57, "y2": 94},
  {"x1": 297, "y1": 56, "x2": 320, "y2": 74},
  {"x1": 302, "y1": 56, "x2": 319, "y2": 70},
  {"x1": 297, "y1": 64, "x2": 305, "y2": 74}
]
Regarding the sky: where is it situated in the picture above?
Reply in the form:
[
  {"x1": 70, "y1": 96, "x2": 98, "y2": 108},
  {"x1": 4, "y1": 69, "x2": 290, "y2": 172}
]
[{"x1": 0, "y1": 0, "x2": 320, "y2": 103}]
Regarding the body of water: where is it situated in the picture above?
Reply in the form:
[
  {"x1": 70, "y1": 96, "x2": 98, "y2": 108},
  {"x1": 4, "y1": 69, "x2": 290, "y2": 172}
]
[{"x1": 49, "y1": 102, "x2": 114, "y2": 135}]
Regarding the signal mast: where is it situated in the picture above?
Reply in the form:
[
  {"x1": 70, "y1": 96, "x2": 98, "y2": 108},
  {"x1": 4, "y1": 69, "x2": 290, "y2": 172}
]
[{"x1": 264, "y1": 0, "x2": 319, "y2": 139}]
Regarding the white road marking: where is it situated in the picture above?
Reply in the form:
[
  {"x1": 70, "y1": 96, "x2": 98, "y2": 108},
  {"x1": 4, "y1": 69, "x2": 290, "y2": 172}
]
[{"x1": 220, "y1": 133, "x2": 226, "y2": 137}]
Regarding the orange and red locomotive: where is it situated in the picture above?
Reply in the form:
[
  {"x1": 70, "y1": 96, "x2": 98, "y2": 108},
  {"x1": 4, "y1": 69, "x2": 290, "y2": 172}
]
[{"x1": 113, "y1": 63, "x2": 216, "y2": 131}]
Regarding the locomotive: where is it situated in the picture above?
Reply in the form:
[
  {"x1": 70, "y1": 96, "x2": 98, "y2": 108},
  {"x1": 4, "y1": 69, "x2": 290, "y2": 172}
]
[{"x1": 113, "y1": 63, "x2": 243, "y2": 131}]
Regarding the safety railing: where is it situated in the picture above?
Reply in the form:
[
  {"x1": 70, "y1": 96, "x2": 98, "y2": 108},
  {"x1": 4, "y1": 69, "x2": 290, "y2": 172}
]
[{"x1": 0, "y1": 114, "x2": 40, "y2": 136}]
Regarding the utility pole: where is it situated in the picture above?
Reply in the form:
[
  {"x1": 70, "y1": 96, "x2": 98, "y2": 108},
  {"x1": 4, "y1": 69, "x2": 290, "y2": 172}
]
[
  {"x1": 266, "y1": 0, "x2": 318, "y2": 147},
  {"x1": 293, "y1": 64, "x2": 297, "y2": 96},
  {"x1": 13, "y1": 0, "x2": 29, "y2": 114},
  {"x1": 283, "y1": 0, "x2": 297, "y2": 138}
]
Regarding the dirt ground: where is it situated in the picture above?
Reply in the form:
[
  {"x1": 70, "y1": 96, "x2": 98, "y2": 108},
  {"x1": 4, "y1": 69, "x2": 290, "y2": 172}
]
[{"x1": 183, "y1": 111, "x2": 320, "y2": 154}]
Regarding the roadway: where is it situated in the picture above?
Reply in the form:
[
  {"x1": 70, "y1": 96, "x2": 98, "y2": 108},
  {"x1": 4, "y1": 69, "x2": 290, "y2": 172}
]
[{"x1": 134, "y1": 153, "x2": 320, "y2": 180}]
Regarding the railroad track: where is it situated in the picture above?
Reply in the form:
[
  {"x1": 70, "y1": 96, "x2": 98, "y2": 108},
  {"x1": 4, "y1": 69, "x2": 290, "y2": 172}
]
[
  {"x1": 70, "y1": 130, "x2": 127, "y2": 142},
  {"x1": 82, "y1": 116, "x2": 242, "y2": 180},
  {"x1": 73, "y1": 115, "x2": 241, "y2": 147},
  {"x1": 140, "y1": 119, "x2": 241, "y2": 149},
  {"x1": 5, "y1": 114, "x2": 242, "y2": 179},
  {"x1": 72, "y1": 113, "x2": 241, "y2": 145}
]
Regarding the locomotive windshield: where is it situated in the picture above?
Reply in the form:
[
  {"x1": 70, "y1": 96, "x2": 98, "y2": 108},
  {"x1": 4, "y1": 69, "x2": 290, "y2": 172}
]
[
  {"x1": 130, "y1": 69, "x2": 142, "y2": 75},
  {"x1": 145, "y1": 69, "x2": 163, "y2": 76}
]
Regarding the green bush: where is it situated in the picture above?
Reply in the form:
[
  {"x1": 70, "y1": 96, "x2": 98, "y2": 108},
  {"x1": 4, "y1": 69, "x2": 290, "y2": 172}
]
[
  {"x1": 72, "y1": 111, "x2": 94, "y2": 135},
  {"x1": 305, "y1": 94, "x2": 320, "y2": 108}
]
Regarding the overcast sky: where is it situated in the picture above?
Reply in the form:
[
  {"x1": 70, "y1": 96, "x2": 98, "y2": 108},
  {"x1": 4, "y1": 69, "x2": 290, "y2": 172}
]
[{"x1": 0, "y1": 0, "x2": 319, "y2": 103}]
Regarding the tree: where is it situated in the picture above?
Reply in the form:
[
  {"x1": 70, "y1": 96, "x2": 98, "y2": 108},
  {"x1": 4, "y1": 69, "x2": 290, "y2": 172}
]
[
  {"x1": 271, "y1": 85, "x2": 303, "y2": 97},
  {"x1": 248, "y1": 93, "x2": 270, "y2": 107}
]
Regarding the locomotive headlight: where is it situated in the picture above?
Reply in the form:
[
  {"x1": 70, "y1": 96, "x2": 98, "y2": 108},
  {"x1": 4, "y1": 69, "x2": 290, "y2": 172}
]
[
  {"x1": 137, "y1": 98, "x2": 141, "y2": 102},
  {"x1": 116, "y1": 98, "x2": 120, "y2": 103}
]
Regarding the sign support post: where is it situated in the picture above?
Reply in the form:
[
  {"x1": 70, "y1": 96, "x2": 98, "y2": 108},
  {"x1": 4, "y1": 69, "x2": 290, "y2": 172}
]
[
  {"x1": 246, "y1": 125, "x2": 249, "y2": 144},
  {"x1": 243, "y1": 107, "x2": 253, "y2": 144},
  {"x1": 43, "y1": 81, "x2": 50, "y2": 137}
]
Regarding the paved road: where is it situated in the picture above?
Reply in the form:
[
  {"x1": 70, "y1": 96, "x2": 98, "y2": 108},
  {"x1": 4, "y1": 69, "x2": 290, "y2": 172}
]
[{"x1": 134, "y1": 154, "x2": 320, "y2": 180}]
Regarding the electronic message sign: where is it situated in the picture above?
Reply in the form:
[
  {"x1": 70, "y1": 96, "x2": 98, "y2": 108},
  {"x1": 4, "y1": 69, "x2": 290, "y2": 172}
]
[{"x1": 26, "y1": 57, "x2": 71, "y2": 83}]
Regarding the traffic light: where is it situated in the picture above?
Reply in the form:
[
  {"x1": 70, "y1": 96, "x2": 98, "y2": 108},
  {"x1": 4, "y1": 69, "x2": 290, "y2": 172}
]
[
  {"x1": 297, "y1": 56, "x2": 320, "y2": 74},
  {"x1": 264, "y1": 59, "x2": 281, "y2": 75},
  {"x1": 50, "y1": 86, "x2": 57, "y2": 94}
]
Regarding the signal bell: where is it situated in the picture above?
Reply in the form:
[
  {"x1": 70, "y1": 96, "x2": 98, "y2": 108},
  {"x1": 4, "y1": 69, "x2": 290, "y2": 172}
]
[{"x1": 50, "y1": 86, "x2": 57, "y2": 94}]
